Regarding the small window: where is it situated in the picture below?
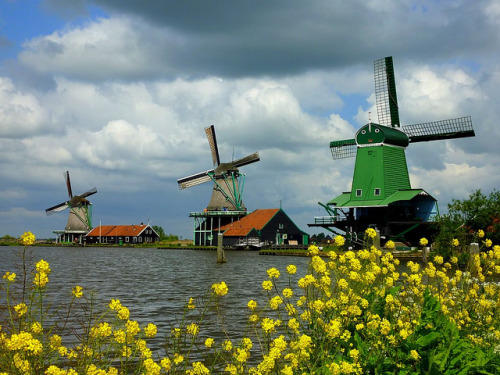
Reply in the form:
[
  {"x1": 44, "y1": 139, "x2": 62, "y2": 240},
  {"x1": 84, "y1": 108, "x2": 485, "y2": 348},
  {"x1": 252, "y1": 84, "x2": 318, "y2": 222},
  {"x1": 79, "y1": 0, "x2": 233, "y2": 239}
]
[
  {"x1": 125, "y1": 236, "x2": 130, "y2": 242},
  {"x1": 374, "y1": 188, "x2": 381, "y2": 196},
  {"x1": 356, "y1": 189, "x2": 362, "y2": 197}
]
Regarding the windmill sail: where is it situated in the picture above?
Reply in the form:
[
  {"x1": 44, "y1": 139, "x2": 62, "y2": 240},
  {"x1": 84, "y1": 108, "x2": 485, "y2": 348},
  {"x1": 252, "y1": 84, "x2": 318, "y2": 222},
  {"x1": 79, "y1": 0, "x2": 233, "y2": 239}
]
[
  {"x1": 177, "y1": 125, "x2": 260, "y2": 211},
  {"x1": 177, "y1": 170, "x2": 214, "y2": 190},
  {"x1": 374, "y1": 56, "x2": 400, "y2": 128},
  {"x1": 205, "y1": 125, "x2": 220, "y2": 167},
  {"x1": 402, "y1": 116, "x2": 474, "y2": 143},
  {"x1": 330, "y1": 139, "x2": 357, "y2": 160}
]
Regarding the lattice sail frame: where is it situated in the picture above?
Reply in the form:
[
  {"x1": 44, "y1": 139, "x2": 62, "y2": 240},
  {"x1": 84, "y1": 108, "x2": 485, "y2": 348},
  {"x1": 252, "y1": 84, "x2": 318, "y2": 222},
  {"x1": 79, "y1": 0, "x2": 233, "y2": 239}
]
[
  {"x1": 401, "y1": 116, "x2": 474, "y2": 143},
  {"x1": 374, "y1": 56, "x2": 400, "y2": 128}
]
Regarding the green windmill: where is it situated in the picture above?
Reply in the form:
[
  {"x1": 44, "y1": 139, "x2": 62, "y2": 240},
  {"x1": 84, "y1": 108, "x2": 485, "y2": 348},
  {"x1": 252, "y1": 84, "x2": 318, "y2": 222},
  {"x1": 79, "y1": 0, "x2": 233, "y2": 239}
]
[{"x1": 311, "y1": 57, "x2": 475, "y2": 245}]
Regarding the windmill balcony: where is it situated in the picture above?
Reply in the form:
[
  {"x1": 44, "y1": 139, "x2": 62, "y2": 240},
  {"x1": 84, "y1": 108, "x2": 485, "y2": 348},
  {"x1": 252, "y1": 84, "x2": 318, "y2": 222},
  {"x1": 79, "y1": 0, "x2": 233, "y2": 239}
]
[{"x1": 314, "y1": 216, "x2": 339, "y2": 225}]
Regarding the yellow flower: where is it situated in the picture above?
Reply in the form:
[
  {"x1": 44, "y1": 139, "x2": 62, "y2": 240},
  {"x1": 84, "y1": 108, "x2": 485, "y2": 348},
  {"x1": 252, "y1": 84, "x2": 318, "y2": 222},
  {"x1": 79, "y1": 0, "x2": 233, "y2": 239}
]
[
  {"x1": 410, "y1": 349, "x2": 420, "y2": 360},
  {"x1": 452, "y1": 238, "x2": 459, "y2": 247},
  {"x1": 419, "y1": 237, "x2": 428, "y2": 246},
  {"x1": 144, "y1": 323, "x2": 157, "y2": 338},
  {"x1": 212, "y1": 281, "x2": 228, "y2": 296},
  {"x1": 223, "y1": 340, "x2": 233, "y2": 351},
  {"x1": 385, "y1": 240, "x2": 395, "y2": 249},
  {"x1": 450, "y1": 256, "x2": 458, "y2": 264},
  {"x1": 477, "y1": 229, "x2": 485, "y2": 238},
  {"x1": 187, "y1": 297, "x2": 195, "y2": 309},
  {"x1": 262, "y1": 280, "x2": 273, "y2": 291},
  {"x1": 31, "y1": 322, "x2": 43, "y2": 334},
  {"x1": 365, "y1": 228, "x2": 377, "y2": 239},
  {"x1": 433, "y1": 255, "x2": 444, "y2": 265},
  {"x1": 126, "y1": 320, "x2": 140, "y2": 336},
  {"x1": 308, "y1": 244, "x2": 320, "y2": 255},
  {"x1": 173, "y1": 353, "x2": 184, "y2": 365},
  {"x1": 267, "y1": 267, "x2": 280, "y2": 279},
  {"x1": 161, "y1": 358, "x2": 171, "y2": 371},
  {"x1": 334, "y1": 235, "x2": 345, "y2": 246},
  {"x1": 35, "y1": 259, "x2": 51, "y2": 274},
  {"x1": 72, "y1": 285, "x2": 83, "y2": 298},
  {"x1": 14, "y1": 303, "x2": 28, "y2": 317},
  {"x1": 205, "y1": 337, "x2": 214, "y2": 348},
  {"x1": 247, "y1": 299, "x2": 258, "y2": 310},
  {"x1": 282, "y1": 288, "x2": 293, "y2": 298},
  {"x1": 269, "y1": 295, "x2": 283, "y2": 310},
  {"x1": 3, "y1": 271, "x2": 16, "y2": 282},
  {"x1": 485, "y1": 238, "x2": 492, "y2": 248},
  {"x1": 20, "y1": 231, "x2": 36, "y2": 245},
  {"x1": 286, "y1": 264, "x2": 297, "y2": 275},
  {"x1": 186, "y1": 323, "x2": 199, "y2": 336}
]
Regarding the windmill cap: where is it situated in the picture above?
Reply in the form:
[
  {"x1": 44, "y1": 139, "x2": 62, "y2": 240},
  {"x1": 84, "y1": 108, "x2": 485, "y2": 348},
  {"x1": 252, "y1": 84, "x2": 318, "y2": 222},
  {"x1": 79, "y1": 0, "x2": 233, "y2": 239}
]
[{"x1": 356, "y1": 123, "x2": 409, "y2": 147}]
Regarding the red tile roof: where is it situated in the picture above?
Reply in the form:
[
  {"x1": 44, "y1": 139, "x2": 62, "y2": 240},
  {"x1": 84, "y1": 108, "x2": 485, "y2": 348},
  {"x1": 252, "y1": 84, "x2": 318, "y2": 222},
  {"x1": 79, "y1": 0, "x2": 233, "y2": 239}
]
[
  {"x1": 86, "y1": 224, "x2": 152, "y2": 237},
  {"x1": 219, "y1": 209, "x2": 279, "y2": 236}
]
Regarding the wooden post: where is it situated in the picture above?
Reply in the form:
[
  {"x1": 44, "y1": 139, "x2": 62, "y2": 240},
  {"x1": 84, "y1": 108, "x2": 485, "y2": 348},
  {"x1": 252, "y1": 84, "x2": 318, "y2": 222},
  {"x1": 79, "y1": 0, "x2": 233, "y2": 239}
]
[
  {"x1": 217, "y1": 233, "x2": 226, "y2": 263},
  {"x1": 469, "y1": 242, "x2": 479, "y2": 274},
  {"x1": 422, "y1": 247, "x2": 430, "y2": 264},
  {"x1": 374, "y1": 229, "x2": 381, "y2": 249}
]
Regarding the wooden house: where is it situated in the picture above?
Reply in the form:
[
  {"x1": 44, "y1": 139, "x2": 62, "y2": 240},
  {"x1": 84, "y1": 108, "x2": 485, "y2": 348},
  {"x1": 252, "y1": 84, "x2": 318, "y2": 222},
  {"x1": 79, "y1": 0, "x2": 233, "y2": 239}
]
[
  {"x1": 85, "y1": 224, "x2": 160, "y2": 245},
  {"x1": 216, "y1": 208, "x2": 309, "y2": 248}
]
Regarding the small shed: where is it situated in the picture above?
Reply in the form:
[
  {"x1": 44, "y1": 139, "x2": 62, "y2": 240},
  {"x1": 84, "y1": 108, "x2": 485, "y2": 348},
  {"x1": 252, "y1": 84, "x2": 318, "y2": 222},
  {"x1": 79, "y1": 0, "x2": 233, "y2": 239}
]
[
  {"x1": 217, "y1": 208, "x2": 309, "y2": 248},
  {"x1": 85, "y1": 224, "x2": 159, "y2": 245}
]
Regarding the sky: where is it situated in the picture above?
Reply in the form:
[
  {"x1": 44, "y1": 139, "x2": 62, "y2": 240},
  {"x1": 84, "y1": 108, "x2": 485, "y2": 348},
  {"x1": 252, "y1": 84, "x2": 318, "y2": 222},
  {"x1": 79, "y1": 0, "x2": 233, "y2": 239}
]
[{"x1": 0, "y1": 0, "x2": 499, "y2": 240}]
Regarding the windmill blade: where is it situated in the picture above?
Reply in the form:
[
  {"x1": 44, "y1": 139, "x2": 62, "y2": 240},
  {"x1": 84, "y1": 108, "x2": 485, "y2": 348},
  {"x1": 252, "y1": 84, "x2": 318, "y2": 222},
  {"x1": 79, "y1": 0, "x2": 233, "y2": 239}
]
[
  {"x1": 79, "y1": 187, "x2": 97, "y2": 199},
  {"x1": 64, "y1": 171, "x2": 73, "y2": 198},
  {"x1": 46, "y1": 201, "x2": 69, "y2": 215},
  {"x1": 205, "y1": 125, "x2": 220, "y2": 167},
  {"x1": 232, "y1": 152, "x2": 260, "y2": 168},
  {"x1": 330, "y1": 139, "x2": 357, "y2": 160},
  {"x1": 177, "y1": 170, "x2": 214, "y2": 189},
  {"x1": 374, "y1": 56, "x2": 400, "y2": 128},
  {"x1": 402, "y1": 116, "x2": 474, "y2": 143}
]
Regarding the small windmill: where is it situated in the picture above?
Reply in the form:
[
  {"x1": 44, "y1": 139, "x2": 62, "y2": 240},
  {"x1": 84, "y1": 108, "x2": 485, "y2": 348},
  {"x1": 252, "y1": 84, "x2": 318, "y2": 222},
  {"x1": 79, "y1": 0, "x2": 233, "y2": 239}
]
[
  {"x1": 177, "y1": 125, "x2": 260, "y2": 211},
  {"x1": 178, "y1": 125, "x2": 260, "y2": 246},
  {"x1": 46, "y1": 171, "x2": 97, "y2": 240},
  {"x1": 311, "y1": 56, "x2": 475, "y2": 245}
]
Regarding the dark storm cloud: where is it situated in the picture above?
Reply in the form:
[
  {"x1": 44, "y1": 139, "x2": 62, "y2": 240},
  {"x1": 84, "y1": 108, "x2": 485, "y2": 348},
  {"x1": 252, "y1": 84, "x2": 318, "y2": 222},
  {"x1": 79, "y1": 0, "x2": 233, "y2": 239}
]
[{"x1": 43, "y1": 0, "x2": 499, "y2": 79}]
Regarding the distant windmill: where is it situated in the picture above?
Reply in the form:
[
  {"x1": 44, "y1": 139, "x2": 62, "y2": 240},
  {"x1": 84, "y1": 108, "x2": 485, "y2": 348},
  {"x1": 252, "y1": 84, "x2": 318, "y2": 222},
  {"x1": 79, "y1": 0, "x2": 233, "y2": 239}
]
[
  {"x1": 177, "y1": 125, "x2": 260, "y2": 211},
  {"x1": 310, "y1": 56, "x2": 475, "y2": 245},
  {"x1": 46, "y1": 171, "x2": 97, "y2": 232}
]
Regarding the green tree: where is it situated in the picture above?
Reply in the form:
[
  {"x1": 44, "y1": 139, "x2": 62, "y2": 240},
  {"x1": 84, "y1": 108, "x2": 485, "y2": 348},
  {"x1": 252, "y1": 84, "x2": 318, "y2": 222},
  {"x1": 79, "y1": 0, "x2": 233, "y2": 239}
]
[
  {"x1": 152, "y1": 225, "x2": 167, "y2": 241},
  {"x1": 435, "y1": 189, "x2": 500, "y2": 261}
]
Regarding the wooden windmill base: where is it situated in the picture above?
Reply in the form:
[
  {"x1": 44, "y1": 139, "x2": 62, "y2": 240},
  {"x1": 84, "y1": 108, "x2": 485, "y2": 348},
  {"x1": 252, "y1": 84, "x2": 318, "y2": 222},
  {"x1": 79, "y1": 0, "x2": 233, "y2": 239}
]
[{"x1": 190, "y1": 210, "x2": 247, "y2": 246}]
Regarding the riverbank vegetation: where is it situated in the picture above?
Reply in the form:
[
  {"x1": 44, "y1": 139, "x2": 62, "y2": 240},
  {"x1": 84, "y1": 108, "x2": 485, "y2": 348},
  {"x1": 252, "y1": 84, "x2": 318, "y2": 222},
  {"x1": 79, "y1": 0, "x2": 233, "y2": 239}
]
[{"x1": 1, "y1": 230, "x2": 499, "y2": 374}]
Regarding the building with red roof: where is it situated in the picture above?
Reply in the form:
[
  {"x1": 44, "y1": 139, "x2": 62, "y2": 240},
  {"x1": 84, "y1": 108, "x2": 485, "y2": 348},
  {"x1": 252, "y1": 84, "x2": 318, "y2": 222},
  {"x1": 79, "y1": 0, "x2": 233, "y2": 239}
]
[
  {"x1": 85, "y1": 224, "x2": 159, "y2": 245},
  {"x1": 216, "y1": 208, "x2": 309, "y2": 248}
]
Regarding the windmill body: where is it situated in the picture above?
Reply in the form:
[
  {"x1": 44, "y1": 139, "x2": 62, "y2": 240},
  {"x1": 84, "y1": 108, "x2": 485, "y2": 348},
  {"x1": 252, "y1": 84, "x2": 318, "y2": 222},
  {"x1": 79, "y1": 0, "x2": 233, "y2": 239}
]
[
  {"x1": 46, "y1": 171, "x2": 97, "y2": 244},
  {"x1": 177, "y1": 125, "x2": 260, "y2": 245},
  {"x1": 310, "y1": 57, "x2": 474, "y2": 245}
]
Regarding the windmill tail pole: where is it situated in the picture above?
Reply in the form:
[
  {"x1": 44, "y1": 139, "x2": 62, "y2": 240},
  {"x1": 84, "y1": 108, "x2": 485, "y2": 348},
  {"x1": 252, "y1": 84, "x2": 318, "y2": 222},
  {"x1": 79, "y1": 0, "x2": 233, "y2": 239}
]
[{"x1": 217, "y1": 233, "x2": 226, "y2": 263}]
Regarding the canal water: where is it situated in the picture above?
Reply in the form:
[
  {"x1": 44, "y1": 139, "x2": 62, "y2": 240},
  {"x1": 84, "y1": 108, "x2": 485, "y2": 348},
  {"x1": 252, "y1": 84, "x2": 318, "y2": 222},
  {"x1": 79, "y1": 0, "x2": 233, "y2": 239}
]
[{"x1": 0, "y1": 246, "x2": 311, "y2": 352}]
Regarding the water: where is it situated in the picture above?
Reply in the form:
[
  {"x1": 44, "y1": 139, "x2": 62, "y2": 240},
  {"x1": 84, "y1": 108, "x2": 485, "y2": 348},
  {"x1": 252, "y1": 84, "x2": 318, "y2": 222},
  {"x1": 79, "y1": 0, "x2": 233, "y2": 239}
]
[{"x1": 0, "y1": 246, "x2": 310, "y2": 353}]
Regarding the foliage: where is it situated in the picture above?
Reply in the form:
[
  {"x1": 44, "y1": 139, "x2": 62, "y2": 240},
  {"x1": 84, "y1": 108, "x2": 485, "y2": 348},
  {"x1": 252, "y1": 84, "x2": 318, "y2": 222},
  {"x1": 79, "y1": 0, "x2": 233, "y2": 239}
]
[
  {"x1": 1, "y1": 231, "x2": 500, "y2": 374},
  {"x1": 435, "y1": 189, "x2": 500, "y2": 262},
  {"x1": 152, "y1": 225, "x2": 179, "y2": 242}
]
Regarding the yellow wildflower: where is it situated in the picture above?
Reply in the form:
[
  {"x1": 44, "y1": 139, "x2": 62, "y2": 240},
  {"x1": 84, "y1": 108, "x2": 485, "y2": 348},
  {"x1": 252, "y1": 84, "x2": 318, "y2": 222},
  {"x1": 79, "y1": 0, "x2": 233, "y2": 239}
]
[
  {"x1": 205, "y1": 337, "x2": 214, "y2": 348},
  {"x1": 188, "y1": 297, "x2": 195, "y2": 309},
  {"x1": 212, "y1": 281, "x2": 228, "y2": 296},
  {"x1": 186, "y1": 323, "x2": 199, "y2": 336},
  {"x1": 20, "y1": 231, "x2": 36, "y2": 245},
  {"x1": 262, "y1": 280, "x2": 273, "y2": 291},
  {"x1": 478, "y1": 229, "x2": 485, "y2": 238},
  {"x1": 452, "y1": 238, "x2": 459, "y2": 247},
  {"x1": 282, "y1": 288, "x2": 293, "y2": 298},
  {"x1": 173, "y1": 353, "x2": 184, "y2": 365},
  {"x1": 410, "y1": 350, "x2": 420, "y2": 360},
  {"x1": 267, "y1": 267, "x2": 280, "y2": 279},
  {"x1": 72, "y1": 285, "x2": 83, "y2": 298},
  {"x1": 365, "y1": 228, "x2": 377, "y2": 239},
  {"x1": 385, "y1": 240, "x2": 395, "y2": 249},
  {"x1": 247, "y1": 299, "x2": 258, "y2": 310},
  {"x1": 14, "y1": 303, "x2": 28, "y2": 317},
  {"x1": 419, "y1": 237, "x2": 428, "y2": 246},
  {"x1": 286, "y1": 264, "x2": 297, "y2": 274},
  {"x1": 31, "y1": 322, "x2": 43, "y2": 334},
  {"x1": 3, "y1": 271, "x2": 16, "y2": 282},
  {"x1": 144, "y1": 323, "x2": 157, "y2": 338},
  {"x1": 334, "y1": 235, "x2": 345, "y2": 246}
]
